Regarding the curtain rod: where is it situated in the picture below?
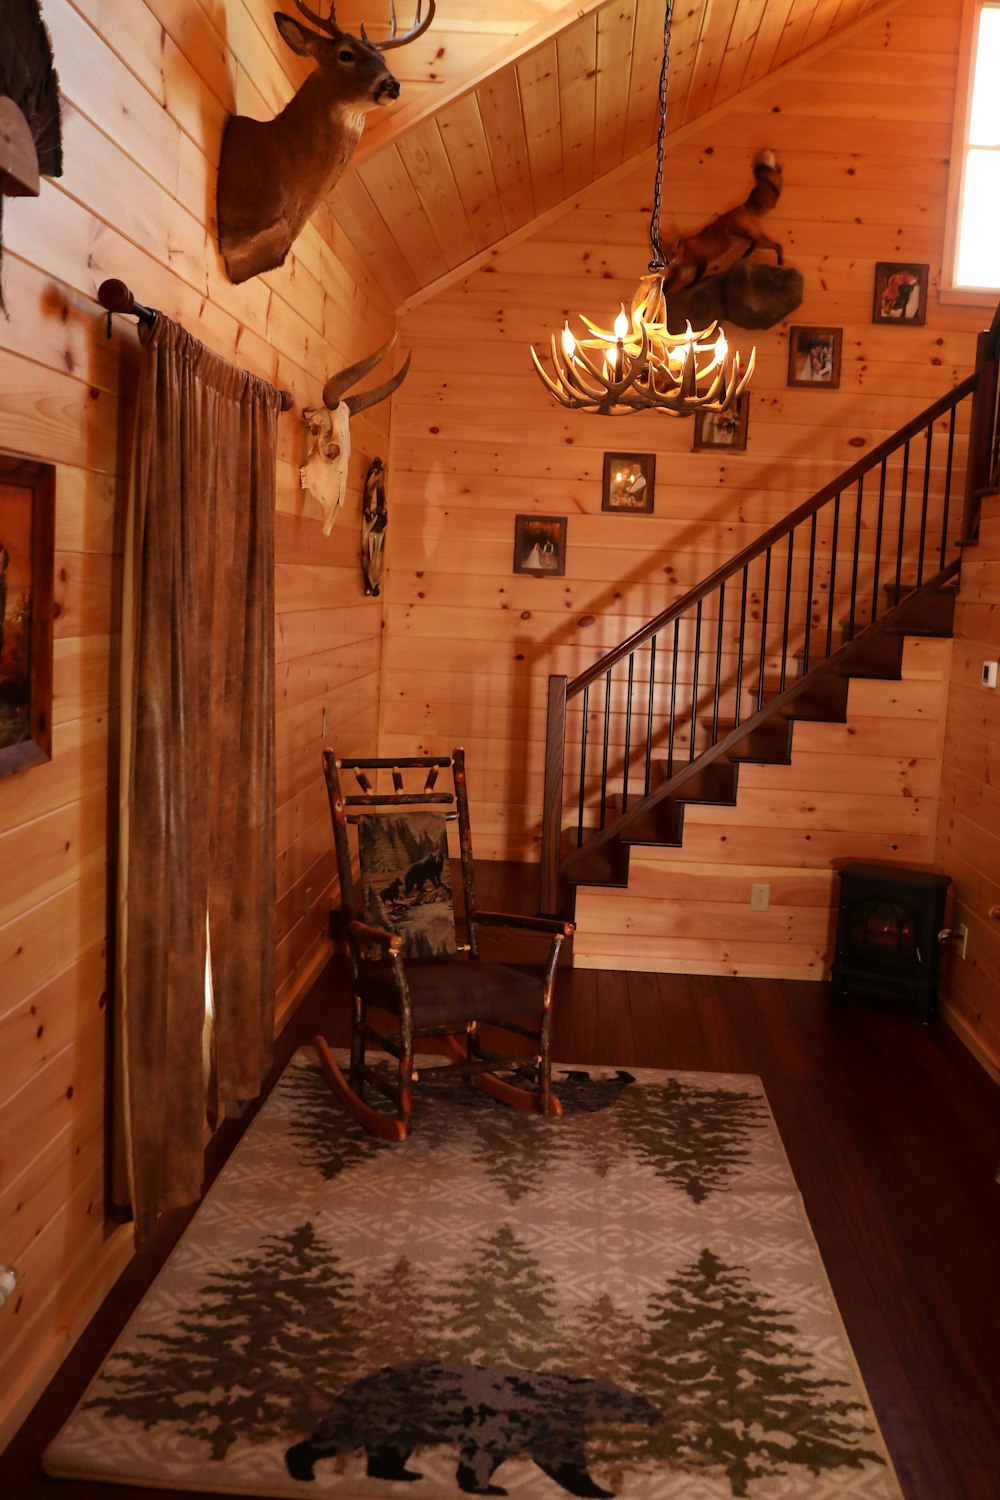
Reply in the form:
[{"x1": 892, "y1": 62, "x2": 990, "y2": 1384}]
[{"x1": 96, "y1": 280, "x2": 294, "y2": 412}]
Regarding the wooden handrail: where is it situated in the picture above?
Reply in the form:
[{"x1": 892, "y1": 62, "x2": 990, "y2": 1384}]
[
  {"x1": 540, "y1": 303, "x2": 1000, "y2": 915},
  {"x1": 568, "y1": 374, "x2": 976, "y2": 701}
]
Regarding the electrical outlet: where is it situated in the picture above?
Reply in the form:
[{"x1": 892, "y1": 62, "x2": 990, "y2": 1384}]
[
  {"x1": 958, "y1": 922, "x2": 968, "y2": 959},
  {"x1": 750, "y1": 882, "x2": 770, "y2": 912}
]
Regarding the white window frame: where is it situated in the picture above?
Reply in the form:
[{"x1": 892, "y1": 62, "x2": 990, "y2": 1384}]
[{"x1": 943, "y1": 0, "x2": 1000, "y2": 303}]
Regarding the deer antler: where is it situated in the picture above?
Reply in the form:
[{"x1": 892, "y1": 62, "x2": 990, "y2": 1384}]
[
  {"x1": 361, "y1": 0, "x2": 436, "y2": 49},
  {"x1": 291, "y1": 2, "x2": 435, "y2": 46},
  {"x1": 292, "y1": 1, "x2": 341, "y2": 35}
]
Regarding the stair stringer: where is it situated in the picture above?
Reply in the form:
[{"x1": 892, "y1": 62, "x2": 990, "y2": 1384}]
[{"x1": 571, "y1": 634, "x2": 953, "y2": 978}]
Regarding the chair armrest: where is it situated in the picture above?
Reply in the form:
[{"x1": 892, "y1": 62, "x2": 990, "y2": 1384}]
[
  {"x1": 471, "y1": 910, "x2": 574, "y2": 939},
  {"x1": 348, "y1": 918, "x2": 403, "y2": 957}
]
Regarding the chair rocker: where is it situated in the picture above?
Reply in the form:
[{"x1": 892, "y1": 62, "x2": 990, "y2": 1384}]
[{"x1": 318, "y1": 748, "x2": 573, "y2": 1141}]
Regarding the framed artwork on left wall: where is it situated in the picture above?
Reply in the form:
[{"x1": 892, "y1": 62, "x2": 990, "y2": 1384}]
[{"x1": 0, "y1": 453, "x2": 55, "y2": 777}]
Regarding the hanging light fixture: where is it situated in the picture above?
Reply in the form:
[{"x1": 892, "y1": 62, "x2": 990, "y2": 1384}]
[{"x1": 530, "y1": 0, "x2": 754, "y2": 417}]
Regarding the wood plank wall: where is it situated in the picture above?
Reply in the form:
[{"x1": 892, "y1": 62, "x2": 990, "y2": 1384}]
[
  {"x1": 936, "y1": 492, "x2": 1000, "y2": 1081},
  {"x1": 388, "y1": 3, "x2": 988, "y2": 974},
  {"x1": 0, "y1": 0, "x2": 392, "y2": 1448}
]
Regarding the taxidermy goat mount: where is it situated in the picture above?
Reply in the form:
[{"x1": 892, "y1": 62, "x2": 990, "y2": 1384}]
[
  {"x1": 300, "y1": 334, "x2": 410, "y2": 535},
  {"x1": 660, "y1": 149, "x2": 802, "y2": 331},
  {"x1": 217, "y1": 1, "x2": 435, "y2": 284},
  {"x1": 0, "y1": 0, "x2": 63, "y2": 311}
]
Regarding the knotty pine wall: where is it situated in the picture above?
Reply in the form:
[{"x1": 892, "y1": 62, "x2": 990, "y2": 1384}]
[
  {"x1": 388, "y1": 3, "x2": 990, "y2": 1005},
  {"x1": 0, "y1": 0, "x2": 392, "y2": 1447}
]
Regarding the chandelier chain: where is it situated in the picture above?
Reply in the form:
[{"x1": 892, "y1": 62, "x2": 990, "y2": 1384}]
[{"x1": 648, "y1": 0, "x2": 673, "y2": 271}]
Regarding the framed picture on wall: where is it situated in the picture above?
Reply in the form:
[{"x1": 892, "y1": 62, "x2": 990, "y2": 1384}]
[
  {"x1": 601, "y1": 452, "x2": 655, "y2": 514},
  {"x1": 693, "y1": 397, "x2": 749, "y2": 452},
  {"x1": 0, "y1": 453, "x2": 55, "y2": 778},
  {"x1": 513, "y1": 515, "x2": 567, "y2": 576},
  {"x1": 788, "y1": 326, "x2": 842, "y2": 388},
  {"x1": 872, "y1": 262, "x2": 928, "y2": 325}
]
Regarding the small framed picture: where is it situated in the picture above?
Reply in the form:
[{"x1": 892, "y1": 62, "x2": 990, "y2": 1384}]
[
  {"x1": 601, "y1": 452, "x2": 655, "y2": 514},
  {"x1": 788, "y1": 326, "x2": 841, "y2": 388},
  {"x1": 513, "y1": 515, "x2": 567, "y2": 576},
  {"x1": 0, "y1": 453, "x2": 55, "y2": 778},
  {"x1": 872, "y1": 262, "x2": 928, "y2": 325},
  {"x1": 694, "y1": 397, "x2": 749, "y2": 452}
]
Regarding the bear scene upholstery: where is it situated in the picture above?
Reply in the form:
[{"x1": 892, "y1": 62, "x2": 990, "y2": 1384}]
[{"x1": 319, "y1": 748, "x2": 574, "y2": 1139}]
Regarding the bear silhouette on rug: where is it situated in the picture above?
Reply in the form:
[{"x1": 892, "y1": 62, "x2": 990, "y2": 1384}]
[{"x1": 284, "y1": 1358, "x2": 661, "y2": 1496}]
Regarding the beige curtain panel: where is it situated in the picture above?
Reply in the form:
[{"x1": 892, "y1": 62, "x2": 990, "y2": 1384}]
[{"x1": 116, "y1": 314, "x2": 282, "y2": 1240}]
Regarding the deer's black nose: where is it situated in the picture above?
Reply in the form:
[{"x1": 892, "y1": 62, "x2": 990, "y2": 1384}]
[{"x1": 375, "y1": 77, "x2": 401, "y2": 103}]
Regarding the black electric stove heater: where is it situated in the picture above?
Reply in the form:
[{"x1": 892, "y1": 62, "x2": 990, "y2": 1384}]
[{"x1": 829, "y1": 862, "x2": 952, "y2": 1021}]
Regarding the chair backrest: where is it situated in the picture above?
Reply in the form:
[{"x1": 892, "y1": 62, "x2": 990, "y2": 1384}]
[{"x1": 322, "y1": 748, "x2": 481, "y2": 958}]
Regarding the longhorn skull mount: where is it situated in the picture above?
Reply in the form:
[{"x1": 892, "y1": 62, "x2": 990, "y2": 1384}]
[
  {"x1": 300, "y1": 333, "x2": 410, "y2": 534},
  {"x1": 217, "y1": 2, "x2": 436, "y2": 285}
]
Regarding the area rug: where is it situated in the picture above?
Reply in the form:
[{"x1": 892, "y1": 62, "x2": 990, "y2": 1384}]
[{"x1": 44, "y1": 1052, "x2": 903, "y2": 1499}]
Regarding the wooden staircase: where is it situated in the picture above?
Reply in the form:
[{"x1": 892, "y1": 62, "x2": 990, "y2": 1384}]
[
  {"x1": 555, "y1": 581, "x2": 959, "y2": 908},
  {"x1": 540, "y1": 302, "x2": 1000, "y2": 928}
]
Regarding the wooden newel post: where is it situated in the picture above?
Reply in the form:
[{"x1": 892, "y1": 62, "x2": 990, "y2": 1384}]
[
  {"x1": 540, "y1": 674, "x2": 567, "y2": 916},
  {"x1": 963, "y1": 324, "x2": 1000, "y2": 543}
]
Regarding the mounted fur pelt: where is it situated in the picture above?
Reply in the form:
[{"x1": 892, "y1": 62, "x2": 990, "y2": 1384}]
[
  {"x1": 0, "y1": 0, "x2": 63, "y2": 311},
  {"x1": 661, "y1": 149, "x2": 783, "y2": 293}
]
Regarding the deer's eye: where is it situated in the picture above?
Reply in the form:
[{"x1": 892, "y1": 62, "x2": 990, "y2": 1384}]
[{"x1": 338, "y1": 48, "x2": 354, "y2": 62}]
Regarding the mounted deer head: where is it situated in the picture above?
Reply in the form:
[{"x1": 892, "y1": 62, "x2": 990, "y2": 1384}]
[
  {"x1": 300, "y1": 333, "x2": 411, "y2": 533},
  {"x1": 217, "y1": 1, "x2": 435, "y2": 284}
]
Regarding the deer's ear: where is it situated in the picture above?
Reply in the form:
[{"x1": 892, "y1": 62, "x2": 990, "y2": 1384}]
[{"x1": 275, "y1": 14, "x2": 321, "y2": 58}]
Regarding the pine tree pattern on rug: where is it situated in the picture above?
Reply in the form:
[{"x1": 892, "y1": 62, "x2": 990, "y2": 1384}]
[{"x1": 44, "y1": 1053, "x2": 903, "y2": 1500}]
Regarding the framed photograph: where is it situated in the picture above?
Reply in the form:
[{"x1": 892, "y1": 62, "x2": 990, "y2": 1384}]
[
  {"x1": 872, "y1": 261, "x2": 928, "y2": 325},
  {"x1": 693, "y1": 397, "x2": 749, "y2": 452},
  {"x1": 601, "y1": 452, "x2": 655, "y2": 514},
  {"x1": 788, "y1": 326, "x2": 842, "y2": 388},
  {"x1": 0, "y1": 454, "x2": 55, "y2": 778},
  {"x1": 513, "y1": 515, "x2": 567, "y2": 577}
]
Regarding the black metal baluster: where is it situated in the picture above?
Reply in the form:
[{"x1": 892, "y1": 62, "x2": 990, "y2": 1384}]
[
  {"x1": 599, "y1": 670, "x2": 612, "y2": 829},
  {"x1": 622, "y1": 652, "x2": 635, "y2": 811},
  {"x1": 735, "y1": 567, "x2": 749, "y2": 727},
  {"x1": 756, "y1": 549, "x2": 772, "y2": 709},
  {"x1": 780, "y1": 532, "x2": 794, "y2": 690},
  {"x1": 690, "y1": 601, "x2": 703, "y2": 760},
  {"x1": 871, "y1": 461, "x2": 887, "y2": 630},
  {"x1": 668, "y1": 620, "x2": 680, "y2": 776},
  {"x1": 940, "y1": 407, "x2": 957, "y2": 566},
  {"x1": 802, "y1": 512, "x2": 817, "y2": 674},
  {"x1": 576, "y1": 685, "x2": 589, "y2": 847},
  {"x1": 848, "y1": 478, "x2": 864, "y2": 639},
  {"x1": 917, "y1": 420, "x2": 933, "y2": 585},
  {"x1": 894, "y1": 438, "x2": 910, "y2": 602},
  {"x1": 712, "y1": 581, "x2": 725, "y2": 743},
  {"x1": 826, "y1": 493, "x2": 841, "y2": 656},
  {"x1": 644, "y1": 634, "x2": 657, "y2": 795}
]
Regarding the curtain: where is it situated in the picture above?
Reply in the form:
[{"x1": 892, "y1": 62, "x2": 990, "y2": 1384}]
[{"x1": 115, "y1": 314, "x2": 282, "y2": 1240}]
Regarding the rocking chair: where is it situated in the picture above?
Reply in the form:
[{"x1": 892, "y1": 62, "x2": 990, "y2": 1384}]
[{"x1": 317, "y1": 748, "x2": 573, "y2": 1140}]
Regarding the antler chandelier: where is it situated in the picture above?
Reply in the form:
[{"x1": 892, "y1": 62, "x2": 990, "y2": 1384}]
[{"x1": 530, "y1": 0, "x2": 754, "y2": 417}]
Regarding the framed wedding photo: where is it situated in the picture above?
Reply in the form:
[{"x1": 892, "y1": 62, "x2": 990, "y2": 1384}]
[
  {"x1": 872, "y1": 261, "x2": 928, "y2": 325},
  {"x1": 513, "y1": 515, "x2": 568, "y2": 577},
  {"x1": 0, "y1": 453, "x2": 55, "y2": 778},
  {"x1": 601, "y1": 452, "x2": 655, "y2": 514},
  {"x1": 694, "y1": 397, "x2": 749, "y2": 452},
  {"x1": 788, "y1": 326, "x2": 841, "y2": 389}
]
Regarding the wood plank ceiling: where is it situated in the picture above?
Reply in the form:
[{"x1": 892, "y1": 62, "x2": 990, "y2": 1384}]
[{"x1": 324, "y1": 0, "x2": 899, "y2": 309}]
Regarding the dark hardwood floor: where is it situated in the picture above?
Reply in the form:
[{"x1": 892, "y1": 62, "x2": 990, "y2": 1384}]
[{"x1": 3, "y1": 861, "x2": 1000, "y2": 1499}]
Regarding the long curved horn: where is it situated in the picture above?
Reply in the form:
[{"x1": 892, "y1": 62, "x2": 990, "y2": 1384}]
[
  {"x1": 323, "y1": 333, "x2": 398, "y2": 407},
  {"x1": 344, "y1": 349, "x2": 412, "y2": 416},
  {"x1": 292, "y1": 1, "x2": 341, "y2": 36},
  {"x1": 361, "y1": 0, "x2": 435, "y2": 50}
]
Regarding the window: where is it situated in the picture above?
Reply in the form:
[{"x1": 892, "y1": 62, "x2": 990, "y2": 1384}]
[{"x1": 948, "y1": 2, "x2": 1000, "y2": 292}]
